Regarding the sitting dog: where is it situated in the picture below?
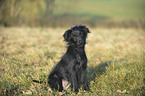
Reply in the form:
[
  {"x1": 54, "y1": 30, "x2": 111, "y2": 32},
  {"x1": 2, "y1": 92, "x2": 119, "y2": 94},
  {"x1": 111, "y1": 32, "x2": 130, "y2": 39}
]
[{"x1": 48, "y1": 25, "x2": 90, "y2": 92}]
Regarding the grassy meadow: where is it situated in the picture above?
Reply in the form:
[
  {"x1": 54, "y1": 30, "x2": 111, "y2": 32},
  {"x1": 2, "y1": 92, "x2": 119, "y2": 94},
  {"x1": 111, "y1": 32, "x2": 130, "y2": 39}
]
[
  {"x1": 55, "y1": 0, "x2": 145, "y2": 19},
  {"x1": 47, "y1": 0, "x2": 145, "y2": 27},
  {"x1": 0, "y1": 27, "x2": 145, "y2": 95},
  {"x1": 1, "y1": 0, "x2": 145, "y2": 27}
]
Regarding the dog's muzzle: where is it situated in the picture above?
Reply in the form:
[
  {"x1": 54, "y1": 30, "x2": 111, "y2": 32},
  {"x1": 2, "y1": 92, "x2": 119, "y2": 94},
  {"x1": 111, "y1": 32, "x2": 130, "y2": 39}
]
[{"x1": 77, "y1": 39, "x2": 85, "y2": 47}]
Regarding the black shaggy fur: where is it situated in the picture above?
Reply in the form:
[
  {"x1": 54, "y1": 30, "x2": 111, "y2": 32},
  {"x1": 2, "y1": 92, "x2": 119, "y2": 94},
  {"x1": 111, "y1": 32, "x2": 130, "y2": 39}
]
[{"x1": 48, "y1": 25, "x2": 90, "y2": 92}]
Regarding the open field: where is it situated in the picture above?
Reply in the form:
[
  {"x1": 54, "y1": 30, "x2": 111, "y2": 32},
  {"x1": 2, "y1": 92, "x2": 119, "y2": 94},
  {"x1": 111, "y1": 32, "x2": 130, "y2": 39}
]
[
  {"x1": 0, "y1": 27, "x2": 145, "y2": 95},
  {"x1": 55, "y1": 0, "x2": 145, "y2": 19},
  {"x1": 43, "y1": 0, "x2": 145, "y2": 27},
  {"x1": 52, "y1": 0, "x2": 145, "y2": 28}
]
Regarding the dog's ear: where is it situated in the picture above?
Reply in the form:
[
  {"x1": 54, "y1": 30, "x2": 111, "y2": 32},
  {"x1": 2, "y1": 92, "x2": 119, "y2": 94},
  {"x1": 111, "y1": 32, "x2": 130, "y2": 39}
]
[
  {"x1": 79, "y1": 25, "x2": 90, "y2": 33},
  {"x1": 63, "y1": 29, "x2": 72, "y2": 41}
]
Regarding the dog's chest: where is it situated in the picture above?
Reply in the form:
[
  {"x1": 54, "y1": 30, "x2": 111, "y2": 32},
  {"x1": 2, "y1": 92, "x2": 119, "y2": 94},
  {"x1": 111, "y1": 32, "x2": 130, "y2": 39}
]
[
  {"x1": 76, "y1": 53, "x2": 83, "y2": 63},
  {"x1": 74, "y1": 52, "x2": 87, "y2": 69}
]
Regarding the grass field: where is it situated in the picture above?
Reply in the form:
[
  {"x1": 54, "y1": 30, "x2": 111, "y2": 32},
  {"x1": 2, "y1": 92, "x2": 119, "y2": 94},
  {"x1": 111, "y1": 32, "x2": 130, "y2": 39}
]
[
  {"x1": 0, "y1": 27, "x2": 145, "y2": 95},
  {"x1": 54, "y1": 0, "x2": 145, "y2": 20},
  {"x1": 47, "y1": 0, "x2": 145, "y2": 27}
]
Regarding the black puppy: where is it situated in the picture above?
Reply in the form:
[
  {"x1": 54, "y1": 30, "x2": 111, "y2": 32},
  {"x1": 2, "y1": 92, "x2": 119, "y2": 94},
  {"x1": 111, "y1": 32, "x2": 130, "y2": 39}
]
[{"x1": 48, "y1": 25, "x2": 90, "y2": 92}]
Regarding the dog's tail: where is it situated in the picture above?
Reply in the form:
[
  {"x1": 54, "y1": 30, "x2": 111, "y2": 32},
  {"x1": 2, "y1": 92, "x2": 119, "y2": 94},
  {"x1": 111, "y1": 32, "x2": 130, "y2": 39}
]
[{"x1": 27, "y1": 74, "x2": 44, "y2": 84}]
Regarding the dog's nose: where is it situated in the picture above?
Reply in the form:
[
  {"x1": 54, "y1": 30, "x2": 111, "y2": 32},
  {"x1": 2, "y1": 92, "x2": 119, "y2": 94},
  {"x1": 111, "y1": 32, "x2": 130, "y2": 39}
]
[{"x1": 79, "y1": 40, "x2": 83, "y2": 45}]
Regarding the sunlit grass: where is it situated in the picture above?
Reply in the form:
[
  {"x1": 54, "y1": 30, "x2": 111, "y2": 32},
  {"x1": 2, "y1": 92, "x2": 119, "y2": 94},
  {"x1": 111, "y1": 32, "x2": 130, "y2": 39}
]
[{"x1": 0, "y1": 27, "x2": 144, "y2": 95}]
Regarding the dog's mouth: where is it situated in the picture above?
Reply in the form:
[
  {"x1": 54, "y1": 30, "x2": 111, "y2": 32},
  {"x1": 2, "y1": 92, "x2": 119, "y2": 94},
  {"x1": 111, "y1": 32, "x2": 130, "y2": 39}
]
[
  {"x1": 74, "y1": 42, "x2": 85, "y2": 47},
  {"x1": 68, "y1": 42, "x2": 85, "y2": 47},
  {"x1": 78, "y1": 44, "x2": 85, "y2": 47}
]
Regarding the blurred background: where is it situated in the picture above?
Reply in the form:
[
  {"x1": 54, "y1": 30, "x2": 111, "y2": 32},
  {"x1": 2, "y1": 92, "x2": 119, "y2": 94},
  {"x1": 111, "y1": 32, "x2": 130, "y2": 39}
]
[{"x1": 0, "y1": 0, "x2": 145, "y2": 28}]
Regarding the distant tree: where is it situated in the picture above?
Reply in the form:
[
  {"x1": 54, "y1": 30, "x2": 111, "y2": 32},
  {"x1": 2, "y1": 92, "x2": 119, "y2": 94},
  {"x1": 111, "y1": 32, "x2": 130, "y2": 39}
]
[
  {"x1": 0, "y1": 0, "x2": 55, "y2": 26},
  {"x1": 45, "y1": 0, "x2": 55, "y2": 16}
]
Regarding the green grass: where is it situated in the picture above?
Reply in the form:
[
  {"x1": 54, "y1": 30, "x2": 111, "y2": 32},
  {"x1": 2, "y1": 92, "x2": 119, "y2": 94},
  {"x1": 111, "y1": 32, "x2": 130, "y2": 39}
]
[
  {"x1": 54, "y1": 0, "x2": 145, "y2": 20},
  {"x1": 51, "y1": 0, "x2": 145, "y2": 28},
  {"x1": 0, "y1": 27, "x2": 145, "y2": 95}
]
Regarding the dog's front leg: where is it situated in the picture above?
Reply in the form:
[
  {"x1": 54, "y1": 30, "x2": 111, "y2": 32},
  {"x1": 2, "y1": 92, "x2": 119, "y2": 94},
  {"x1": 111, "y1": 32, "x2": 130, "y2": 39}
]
[
  {"x1": 71, "y1": 72, "x2": 79, "y2": 92},
  {"x1": 82, "y1": 69, "x2": 89, "y2": 91}
]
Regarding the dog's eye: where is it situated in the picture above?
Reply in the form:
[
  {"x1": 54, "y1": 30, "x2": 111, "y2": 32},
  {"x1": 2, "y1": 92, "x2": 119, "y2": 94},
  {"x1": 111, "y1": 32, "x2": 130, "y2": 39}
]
[{"x1": 80, "y1": 33, "x2": 83, "y2": 36}]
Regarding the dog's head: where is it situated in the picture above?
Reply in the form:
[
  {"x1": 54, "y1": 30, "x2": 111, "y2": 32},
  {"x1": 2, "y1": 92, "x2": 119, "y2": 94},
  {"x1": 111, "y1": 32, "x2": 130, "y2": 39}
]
[{"x1": 63, "y1": 25, "x2": 90, "y2": 47}]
